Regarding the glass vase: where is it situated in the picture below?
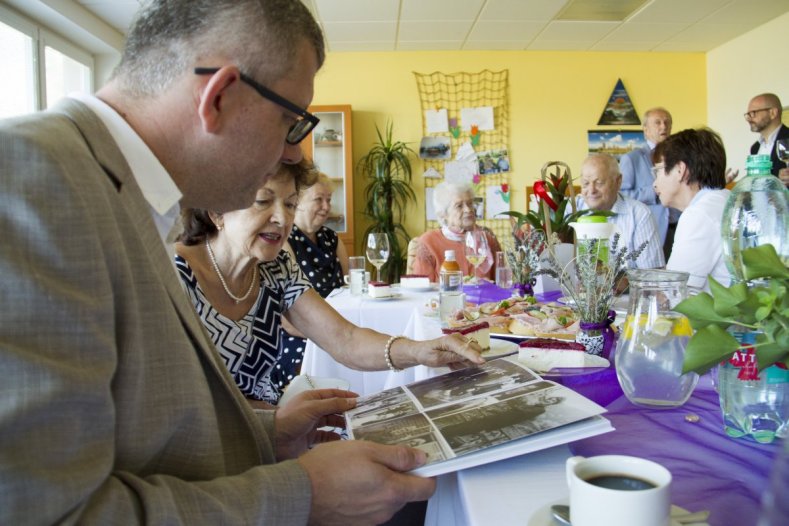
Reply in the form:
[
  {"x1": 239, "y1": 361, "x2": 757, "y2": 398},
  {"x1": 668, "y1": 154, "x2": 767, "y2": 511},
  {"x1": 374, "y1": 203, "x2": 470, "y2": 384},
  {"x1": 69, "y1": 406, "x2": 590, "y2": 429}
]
[{"x1": 718, "y1": 332, "x2": 789, "y2": 443}]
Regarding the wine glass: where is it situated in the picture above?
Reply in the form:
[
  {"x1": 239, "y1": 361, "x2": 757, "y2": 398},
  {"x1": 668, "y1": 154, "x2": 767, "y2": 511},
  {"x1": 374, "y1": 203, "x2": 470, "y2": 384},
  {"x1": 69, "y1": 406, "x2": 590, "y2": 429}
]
[
  {"x1": 776, "y1": 139, "x2": 789, "y2": 167},
  {"x1": 366, "y1": 233, "x2": 390, "y2": 282},
  {"x1": 464, "y1": 229, "x2": 490, "y2": 286}
]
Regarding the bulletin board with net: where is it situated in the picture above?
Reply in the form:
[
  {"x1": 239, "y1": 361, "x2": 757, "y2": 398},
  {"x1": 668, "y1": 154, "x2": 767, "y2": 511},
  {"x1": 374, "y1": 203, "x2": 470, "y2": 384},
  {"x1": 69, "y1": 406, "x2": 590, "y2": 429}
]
[{"x1": 413, "y1": 69, "x2": 511, "y2": 243}]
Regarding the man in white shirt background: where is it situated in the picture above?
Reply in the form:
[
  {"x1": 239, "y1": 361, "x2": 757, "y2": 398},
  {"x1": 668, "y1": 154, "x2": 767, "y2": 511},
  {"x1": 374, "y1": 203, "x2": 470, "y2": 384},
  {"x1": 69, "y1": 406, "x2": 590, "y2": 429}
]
[{"x1": 574, "y1": 153, "x2": 665, "y2": 270}]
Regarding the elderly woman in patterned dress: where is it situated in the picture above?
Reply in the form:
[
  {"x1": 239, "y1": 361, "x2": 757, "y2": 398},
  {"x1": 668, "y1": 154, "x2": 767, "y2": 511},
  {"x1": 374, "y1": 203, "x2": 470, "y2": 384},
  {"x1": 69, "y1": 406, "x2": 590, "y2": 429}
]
[
  {"x1": 278, "y1": 171, "x2": 348, "y2": 388},
  {"x1": 175, "y1": 162, "x2": 483, "y2": 408}
]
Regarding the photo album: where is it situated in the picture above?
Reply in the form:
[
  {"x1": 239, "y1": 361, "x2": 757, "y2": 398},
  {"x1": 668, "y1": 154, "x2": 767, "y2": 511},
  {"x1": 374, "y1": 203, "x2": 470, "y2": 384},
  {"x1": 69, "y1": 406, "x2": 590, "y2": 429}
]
[{"x1": 345, "y1": 357, "x2": 613, "y2": 477}]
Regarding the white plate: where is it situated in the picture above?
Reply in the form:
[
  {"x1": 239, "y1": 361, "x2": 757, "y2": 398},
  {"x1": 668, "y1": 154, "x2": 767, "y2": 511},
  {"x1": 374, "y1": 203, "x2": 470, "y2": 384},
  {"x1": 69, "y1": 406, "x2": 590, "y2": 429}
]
[
  {"x1": 484, "y1": 338, "x2": 519, "y2": 359},
  {"x1": 399, "y1": 283, "x2": 437, "y2": 293},
  {"x1": 365, "y1": 292, "x2": 402, "y2": 301},
  {"x1": 527, "y1": 498, "x2": 702, "y2": 526}
]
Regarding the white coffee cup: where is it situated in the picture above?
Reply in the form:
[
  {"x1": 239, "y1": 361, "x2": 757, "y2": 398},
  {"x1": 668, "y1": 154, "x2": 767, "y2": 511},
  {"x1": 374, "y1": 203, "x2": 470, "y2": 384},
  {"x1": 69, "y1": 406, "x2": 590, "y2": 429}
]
[
  {"x1": 566, "y1": 455, "x2": 672, "y2": 526},
  {"x1": 344, "y1": 269, "x2": 366, "y2": 296}
]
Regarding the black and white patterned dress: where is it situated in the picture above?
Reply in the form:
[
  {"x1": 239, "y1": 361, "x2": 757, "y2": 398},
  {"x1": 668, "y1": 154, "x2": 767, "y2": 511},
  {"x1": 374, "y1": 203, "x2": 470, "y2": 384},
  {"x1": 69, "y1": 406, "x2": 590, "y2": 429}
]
[
  {"x1": 175, "y1": 251, "x2": 311, "y2": 404},
  {"x1": 279, "y1": 225, "x2": 344, "y2": 382}
]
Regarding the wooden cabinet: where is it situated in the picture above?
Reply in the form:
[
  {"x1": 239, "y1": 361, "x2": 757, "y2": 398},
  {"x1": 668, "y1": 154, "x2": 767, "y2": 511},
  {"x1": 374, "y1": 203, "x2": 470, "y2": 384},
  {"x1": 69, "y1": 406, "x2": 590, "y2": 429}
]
[{"x1": 301, "y1": 104, "x2": 354, "y2": 255}]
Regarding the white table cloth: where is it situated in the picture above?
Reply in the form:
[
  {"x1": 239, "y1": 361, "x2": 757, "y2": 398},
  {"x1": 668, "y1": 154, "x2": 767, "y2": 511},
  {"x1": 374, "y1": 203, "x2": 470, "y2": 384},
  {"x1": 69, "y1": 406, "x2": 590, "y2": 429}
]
[
  {"x1": 301, "y1": 287, "x2": 438, "y2": 395},
  {"x1": 303, "y1": 287, "x2": 574, "y2": 526}
]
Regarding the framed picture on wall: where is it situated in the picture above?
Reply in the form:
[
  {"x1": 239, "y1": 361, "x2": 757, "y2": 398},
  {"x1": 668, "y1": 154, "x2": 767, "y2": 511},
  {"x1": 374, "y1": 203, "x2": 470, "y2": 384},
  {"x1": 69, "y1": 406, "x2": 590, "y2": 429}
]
[{"x1": 587, "y1": 130, "x2": 646, "y2": 161}]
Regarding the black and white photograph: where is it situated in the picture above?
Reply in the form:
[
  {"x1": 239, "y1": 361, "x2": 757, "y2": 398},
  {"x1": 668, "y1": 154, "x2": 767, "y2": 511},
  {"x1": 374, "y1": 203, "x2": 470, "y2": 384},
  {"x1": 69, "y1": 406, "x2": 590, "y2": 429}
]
[{"x1": 407, "y1": 359, "x2": 538, "y2": 409}]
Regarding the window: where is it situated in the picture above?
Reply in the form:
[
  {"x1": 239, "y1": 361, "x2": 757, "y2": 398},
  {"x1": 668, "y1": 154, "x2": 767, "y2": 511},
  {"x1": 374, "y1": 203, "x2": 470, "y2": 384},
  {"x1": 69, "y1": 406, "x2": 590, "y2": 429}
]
[{"x1": 0, "y1": 4, "x2": 93, "y2": 119}]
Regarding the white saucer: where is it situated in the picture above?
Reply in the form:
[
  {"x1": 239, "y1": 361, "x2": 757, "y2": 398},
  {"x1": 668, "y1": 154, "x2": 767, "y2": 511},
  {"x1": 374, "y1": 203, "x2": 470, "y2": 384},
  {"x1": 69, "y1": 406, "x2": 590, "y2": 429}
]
[
  {"x1": 527, "y1": 499, "x2": 703, "y2": 526},
  {"x1": 400, "y1": 284, "x2": 437, "y2": 293},
  {"x1": 365, "y1": 292, "x2": 401, "y2": 301}
]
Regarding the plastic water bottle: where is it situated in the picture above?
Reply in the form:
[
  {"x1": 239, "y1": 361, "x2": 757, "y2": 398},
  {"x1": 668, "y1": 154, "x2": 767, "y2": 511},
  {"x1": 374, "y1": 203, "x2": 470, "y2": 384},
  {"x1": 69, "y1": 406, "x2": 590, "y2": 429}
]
[{"x1": 721, "y1": 155, "x2": 789, "y2": 282}]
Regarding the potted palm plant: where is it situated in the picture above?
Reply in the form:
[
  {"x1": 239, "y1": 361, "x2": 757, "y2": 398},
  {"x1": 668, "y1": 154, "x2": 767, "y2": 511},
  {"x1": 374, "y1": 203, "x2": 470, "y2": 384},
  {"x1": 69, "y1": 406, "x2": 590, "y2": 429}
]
[
  {"x1": 357, "y1": 121, "x2": 416, "y2": 283},
  {"x1": 675, "y1": 244, "x2": 789, "y2": 443}
]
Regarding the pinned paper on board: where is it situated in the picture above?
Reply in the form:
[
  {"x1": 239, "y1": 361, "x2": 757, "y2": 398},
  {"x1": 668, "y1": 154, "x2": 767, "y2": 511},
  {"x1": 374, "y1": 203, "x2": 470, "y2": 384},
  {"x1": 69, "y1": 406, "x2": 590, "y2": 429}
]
[
  {"x1": 444, "y1": 161, "x2": 476, "y2": 185},
  {"x1": 460, "y1": 106, "x2": 494, "y2": 131},
  {"x1": 423, "y1": 167, "x2": 442, "y2": 179},
  {"x1": 485, "y1": 184, "x2": 510, "y2": 219},
  {"x1": 425, "y1": 187, "x2": 438, "y2": 220},
  {"x1": 419, "y1": 136, "x2": 451, "y2": 160},
  {"x1": 478, "y1": 148, "x2": 510, "y2": 175},
  {"x1": 425, "y1": 109, "x2": 449, "y2": 133},
  {"x1": 444, "y1": 141, "x2": 479, "y2": 185}
]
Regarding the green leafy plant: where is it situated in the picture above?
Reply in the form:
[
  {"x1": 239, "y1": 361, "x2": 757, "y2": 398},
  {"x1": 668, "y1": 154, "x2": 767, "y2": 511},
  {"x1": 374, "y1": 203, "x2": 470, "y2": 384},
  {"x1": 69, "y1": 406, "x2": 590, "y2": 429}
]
[
  {"x1": 675, "y1": 244, "x2": 789, "y2": 374},
  {"x1": 357, "y1": 121, "x2": 416, "y2": 282}
]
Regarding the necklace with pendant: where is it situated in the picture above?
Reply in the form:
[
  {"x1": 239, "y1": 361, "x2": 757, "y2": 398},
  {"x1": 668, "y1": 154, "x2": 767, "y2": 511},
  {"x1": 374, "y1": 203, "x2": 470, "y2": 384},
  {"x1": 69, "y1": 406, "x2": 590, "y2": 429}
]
[{"x1": 205, "y1": 239, "x2": 256, "y2": 304}]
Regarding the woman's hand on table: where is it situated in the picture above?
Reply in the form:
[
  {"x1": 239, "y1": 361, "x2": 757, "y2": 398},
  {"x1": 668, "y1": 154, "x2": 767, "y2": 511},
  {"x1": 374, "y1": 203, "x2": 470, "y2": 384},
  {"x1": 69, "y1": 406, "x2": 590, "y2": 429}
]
[
  {"x1": 274, "y1": 388, "x2": 358, "y2": 460},
  {"x1": 409, "y1": 334, "x2": 486, "y2": 370}
]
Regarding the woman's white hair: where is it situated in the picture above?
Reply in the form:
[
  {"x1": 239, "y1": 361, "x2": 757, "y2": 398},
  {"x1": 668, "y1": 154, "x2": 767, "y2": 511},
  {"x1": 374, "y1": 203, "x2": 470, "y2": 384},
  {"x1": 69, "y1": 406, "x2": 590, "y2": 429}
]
[{"x1": 433, "y1": 181, "x2": 475, "y2": 226}]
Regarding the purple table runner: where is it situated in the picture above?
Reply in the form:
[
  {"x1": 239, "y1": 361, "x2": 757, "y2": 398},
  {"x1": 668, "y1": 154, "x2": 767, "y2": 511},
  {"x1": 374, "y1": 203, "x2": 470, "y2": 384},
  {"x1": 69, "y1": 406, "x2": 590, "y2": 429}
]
[
  {"x1": 462, "y1": 280, "x2": 562, "y2": 305},
  {"x1": 570, "y1": 376, "x2": 778, "y2": 526}
]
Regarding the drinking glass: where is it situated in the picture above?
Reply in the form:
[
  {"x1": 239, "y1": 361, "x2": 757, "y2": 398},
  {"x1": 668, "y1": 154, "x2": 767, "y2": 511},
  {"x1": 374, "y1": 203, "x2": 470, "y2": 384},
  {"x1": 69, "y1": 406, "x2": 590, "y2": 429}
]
[
  {"x1": 616, "y1": 269, "x2": 699, "y2": 409},
  {"x1": 365, "y1": 233, "x2": 390, "y2": 282},
  {"x1": 495, "y1": 251, "x2": 513, "y2": 289},
  {"x1": 777, "y1": 139, "x2": 789, "y2": 167},
  {"x1": 464, "y1": 230, "x2": 489, "y2": 285}
]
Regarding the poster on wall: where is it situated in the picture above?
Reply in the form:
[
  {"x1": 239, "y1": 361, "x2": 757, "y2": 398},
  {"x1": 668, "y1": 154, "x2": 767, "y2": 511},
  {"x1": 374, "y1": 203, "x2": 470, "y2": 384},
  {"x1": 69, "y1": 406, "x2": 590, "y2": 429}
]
[
  {"x1": 597, "y1": 79, "x2": 640, "y2": 126},
  {"x1": 587, "y1": 130, "x2": 646, "y2": 160}
]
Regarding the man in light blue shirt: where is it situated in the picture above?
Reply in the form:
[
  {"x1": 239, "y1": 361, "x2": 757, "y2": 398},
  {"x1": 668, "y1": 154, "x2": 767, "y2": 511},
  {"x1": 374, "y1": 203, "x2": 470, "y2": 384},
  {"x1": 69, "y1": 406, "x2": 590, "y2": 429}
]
[
  {"x1": 619, "y1": 107, "x2": 680, "y2": 254},
  {"x1": 575, "y1": 154, "x2": 665, "y2": 269}
]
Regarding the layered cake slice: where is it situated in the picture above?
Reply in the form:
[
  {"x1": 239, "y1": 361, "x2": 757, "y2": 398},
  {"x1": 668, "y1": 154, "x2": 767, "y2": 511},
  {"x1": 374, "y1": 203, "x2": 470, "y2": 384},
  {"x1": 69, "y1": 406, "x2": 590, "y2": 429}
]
[
  {"x1": 368, "y1": 281, "x2": 393, "y2": 298},
  {"x1": 399, "y1": 274, "x2": 431, "y2": 289},
  {"x1": 442, "y1": 322, "x2": 491, "y2": 352},
  {"x1": 517, "y1": 338, "x2": 609, "y2": 372}
]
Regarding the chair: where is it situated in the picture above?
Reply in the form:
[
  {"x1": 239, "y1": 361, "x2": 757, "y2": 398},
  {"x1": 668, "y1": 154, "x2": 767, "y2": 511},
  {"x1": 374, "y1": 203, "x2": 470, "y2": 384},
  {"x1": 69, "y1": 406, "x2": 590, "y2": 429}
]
[{"x1": 406, "y1": 236, "x2": 421, "y2": 275}]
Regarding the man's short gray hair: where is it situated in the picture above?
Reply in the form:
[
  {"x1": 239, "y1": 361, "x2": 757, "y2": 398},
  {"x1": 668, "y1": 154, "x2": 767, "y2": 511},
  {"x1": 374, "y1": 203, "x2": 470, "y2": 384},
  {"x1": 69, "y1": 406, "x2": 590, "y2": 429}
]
[
  {"x1": 113, "y1": 0, "x2": 325, "y2": 97},
  {"x1": 433, "y1": 181, "x2": 474, "y2": 226},
  {"x1": 643, "y1": 107, "x2": 672, "y2": 123}
]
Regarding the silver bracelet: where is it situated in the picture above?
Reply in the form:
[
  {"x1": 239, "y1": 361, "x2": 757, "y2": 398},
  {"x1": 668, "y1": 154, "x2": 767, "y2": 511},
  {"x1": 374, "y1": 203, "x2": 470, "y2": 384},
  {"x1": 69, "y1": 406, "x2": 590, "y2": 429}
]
[{"x1": 384, "y1": 335, "x2": 406, "y2": 372}]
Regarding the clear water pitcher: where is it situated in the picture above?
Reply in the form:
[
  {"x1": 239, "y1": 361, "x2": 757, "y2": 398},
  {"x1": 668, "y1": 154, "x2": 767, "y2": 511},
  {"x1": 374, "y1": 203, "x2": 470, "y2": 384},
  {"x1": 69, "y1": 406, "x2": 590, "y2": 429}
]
[{"x1": 616, "y1": 269, "x2": 699, "y2": 408}]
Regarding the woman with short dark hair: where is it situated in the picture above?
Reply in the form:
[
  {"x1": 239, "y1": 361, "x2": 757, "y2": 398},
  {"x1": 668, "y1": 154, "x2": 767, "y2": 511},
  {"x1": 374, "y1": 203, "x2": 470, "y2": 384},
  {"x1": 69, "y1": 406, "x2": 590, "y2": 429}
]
[{"x1": 653, "y1": 128, "x2": 731, "y2": 292}]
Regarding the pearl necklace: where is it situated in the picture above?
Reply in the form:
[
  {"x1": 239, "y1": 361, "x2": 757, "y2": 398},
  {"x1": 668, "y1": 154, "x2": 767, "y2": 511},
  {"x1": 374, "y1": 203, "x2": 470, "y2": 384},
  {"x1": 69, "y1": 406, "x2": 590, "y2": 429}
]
[{"x1": 205, "y1": 239, "x2": 257, "y2": 304}]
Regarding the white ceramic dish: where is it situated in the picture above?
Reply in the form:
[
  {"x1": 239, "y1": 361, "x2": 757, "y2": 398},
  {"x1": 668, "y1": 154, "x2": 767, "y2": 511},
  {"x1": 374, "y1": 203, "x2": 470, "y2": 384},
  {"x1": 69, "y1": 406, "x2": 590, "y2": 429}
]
[
  {"x1": 399, "y1": 283, "x2": 438, "y2": 293},
  {"x1": 484, "y1": 338, "x2": 519, "y2": 359},
  {"x1": 365, "y1": 292, "x2": 402, "y2": 301},
  {"x1": 527, "y1": 499, "x2": 705, "y2": 526}
]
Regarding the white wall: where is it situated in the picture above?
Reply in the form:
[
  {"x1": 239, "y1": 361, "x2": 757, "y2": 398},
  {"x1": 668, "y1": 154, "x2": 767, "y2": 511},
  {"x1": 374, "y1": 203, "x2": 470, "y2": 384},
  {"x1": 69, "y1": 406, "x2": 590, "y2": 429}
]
[{"x1": 707, "y1": 11, "x2": 789, "y2": 173}]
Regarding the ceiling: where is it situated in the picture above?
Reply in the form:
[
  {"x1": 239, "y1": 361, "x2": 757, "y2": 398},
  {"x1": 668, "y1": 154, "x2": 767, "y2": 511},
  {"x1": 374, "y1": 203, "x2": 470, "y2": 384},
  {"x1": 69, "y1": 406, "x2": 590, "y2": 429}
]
[{"x1": 74, "y1": 0, "x2": 788, "y2": 53}]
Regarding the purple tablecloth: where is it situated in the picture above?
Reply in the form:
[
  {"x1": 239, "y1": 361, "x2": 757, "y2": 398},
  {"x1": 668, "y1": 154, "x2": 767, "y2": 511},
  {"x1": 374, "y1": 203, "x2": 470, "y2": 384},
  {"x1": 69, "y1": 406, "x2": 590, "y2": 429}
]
[
  {"x1": 570, "y1": 375, "x2": 779, "y2": 526},
  {"x1": 462, "y1": 280, "x2": 561, "y2": 305}
]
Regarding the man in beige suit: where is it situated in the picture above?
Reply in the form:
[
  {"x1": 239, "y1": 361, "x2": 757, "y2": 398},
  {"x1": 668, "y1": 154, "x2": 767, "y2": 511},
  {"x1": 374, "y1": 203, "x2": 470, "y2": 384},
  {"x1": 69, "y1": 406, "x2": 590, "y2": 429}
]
[{"x1": 0, "y1": 1, "x2": 480, "y2": 524}]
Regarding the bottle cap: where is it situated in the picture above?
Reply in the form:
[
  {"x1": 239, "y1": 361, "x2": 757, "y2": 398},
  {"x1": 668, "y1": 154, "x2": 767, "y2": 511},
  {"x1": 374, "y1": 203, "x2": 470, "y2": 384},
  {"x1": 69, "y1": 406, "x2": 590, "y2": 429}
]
[{"x1": 444, "y1": 250, "x2": 456, "y2": 260}]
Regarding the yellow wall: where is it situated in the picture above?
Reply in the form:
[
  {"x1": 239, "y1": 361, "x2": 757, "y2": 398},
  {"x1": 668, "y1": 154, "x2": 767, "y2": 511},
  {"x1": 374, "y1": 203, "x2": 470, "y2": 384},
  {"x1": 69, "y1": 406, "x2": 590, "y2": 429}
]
[{"x1": 312, "y1": 51, "x2": 706, "y2": 255}]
